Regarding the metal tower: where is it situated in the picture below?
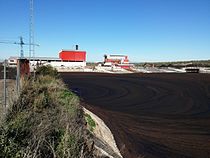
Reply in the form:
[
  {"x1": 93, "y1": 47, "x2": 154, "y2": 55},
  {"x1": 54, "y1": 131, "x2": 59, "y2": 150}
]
[
  {"x1": 0, "y1": 36, "x2": 33, "y2": 58},
  {"x1": 19, "y1": 36, "x2": 24, "y2": 58},
  {"x1": 29, "y1": 0, "x2": 34, "y2": 59}
]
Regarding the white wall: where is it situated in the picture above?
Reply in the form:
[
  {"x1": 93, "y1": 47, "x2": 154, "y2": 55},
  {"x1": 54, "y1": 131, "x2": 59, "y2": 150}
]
[
  {"x1": 46, "y1": 61, "x2": 86, "y2": 67},
  {"x1": 8, "y1": 58, "x2": 18, "y2": 67}
]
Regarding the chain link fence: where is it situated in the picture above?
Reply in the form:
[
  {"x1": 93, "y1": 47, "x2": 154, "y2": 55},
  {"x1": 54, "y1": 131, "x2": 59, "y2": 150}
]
[{"x1": 0, "y1": 60, "x2": 18, "y2": 119}]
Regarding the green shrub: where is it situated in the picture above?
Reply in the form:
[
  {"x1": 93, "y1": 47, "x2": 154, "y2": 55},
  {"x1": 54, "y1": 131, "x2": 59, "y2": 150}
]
[
  {"x1": 36, "y1": 65, "x2": 59, "y2": 78},
  {"x1": 85, "y1": 114, "x2": 96, "y2": 132},
  {"x1": 56, "y1": 128, "x2": 83, "y2": 158},
  {"x1": 0, "y1": 73, "x2": 94, "y2": 157}
]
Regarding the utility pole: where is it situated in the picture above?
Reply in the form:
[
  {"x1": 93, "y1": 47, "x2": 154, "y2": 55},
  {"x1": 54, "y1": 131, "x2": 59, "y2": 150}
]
[
  {"x1": 20, "y1": 36, "x2": 24, "y2": 58},
  {"x1": 0, "y1": 36, "x2": 30, "y2": 58}
]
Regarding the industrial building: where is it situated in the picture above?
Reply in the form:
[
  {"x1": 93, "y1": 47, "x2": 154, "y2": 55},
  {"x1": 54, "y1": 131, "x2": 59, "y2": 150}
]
[
  {"x1": 103, "y1": 54, "x2": 133, "y2": 69},
  {"x1": 8, "y1": 50, "x2": 87, "y2": 69}
]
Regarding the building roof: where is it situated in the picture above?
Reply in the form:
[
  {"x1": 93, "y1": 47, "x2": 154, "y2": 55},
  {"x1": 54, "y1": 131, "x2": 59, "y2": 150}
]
[
  {"x1": 8, "y1": 56, "x2": 61, "y2": 61},
  {"x1": 109, "y1": 55, "x2": 127, "y2": 57},
  {"x1": 60, "y1": 49, "x2": 86, "y2": 52},
  {"x1": 29, "y1": 57, "x2": 61, "y2": 61}
]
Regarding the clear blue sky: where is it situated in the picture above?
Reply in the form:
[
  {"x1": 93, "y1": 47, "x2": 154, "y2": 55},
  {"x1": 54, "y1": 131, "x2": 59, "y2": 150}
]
[{"x1": 0, "y1": 0, "x2": 209, "y2": 62}]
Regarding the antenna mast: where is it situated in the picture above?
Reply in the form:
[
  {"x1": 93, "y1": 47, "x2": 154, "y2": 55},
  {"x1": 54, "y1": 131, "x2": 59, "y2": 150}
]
[{"x1": 29, "y1": 0, "x2": 34, "y2": 59}]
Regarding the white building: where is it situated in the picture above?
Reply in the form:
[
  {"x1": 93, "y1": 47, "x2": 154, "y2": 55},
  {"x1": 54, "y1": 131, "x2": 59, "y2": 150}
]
[{"x1": 8, "y1": 56, "x2": 86, "y2": 70}]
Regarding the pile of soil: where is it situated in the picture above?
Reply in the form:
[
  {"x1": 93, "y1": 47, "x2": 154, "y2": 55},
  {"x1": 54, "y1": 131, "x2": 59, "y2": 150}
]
[{"x1": 61, "y1": 72, "x2": 210, "y2": 158}]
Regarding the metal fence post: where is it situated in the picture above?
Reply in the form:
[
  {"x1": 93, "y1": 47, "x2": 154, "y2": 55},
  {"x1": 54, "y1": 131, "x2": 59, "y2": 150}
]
[
  {"x1": 16, "y1": 59, "x2": 20, "y2": 94},
  {"x1": 3, "y1": 60, "x2": 7, "y2": 111}
]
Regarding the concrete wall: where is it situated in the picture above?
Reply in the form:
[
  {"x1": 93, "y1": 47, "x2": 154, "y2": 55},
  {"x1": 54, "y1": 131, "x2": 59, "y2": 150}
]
[{"x1": 46, "y1": 61, "x2": 86, "y2": 67}]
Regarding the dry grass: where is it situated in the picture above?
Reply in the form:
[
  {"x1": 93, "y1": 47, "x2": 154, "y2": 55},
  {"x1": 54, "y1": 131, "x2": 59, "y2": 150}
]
[{"x1": 0, "y1": 66, "x2": 95, "y2": 158}]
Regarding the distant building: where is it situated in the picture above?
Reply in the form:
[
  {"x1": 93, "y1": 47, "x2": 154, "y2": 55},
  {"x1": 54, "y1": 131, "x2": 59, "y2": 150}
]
[
  {"x1": 8, "y1": 56, "x2": 18, "y2": 67},
  {"x1": 59, "y1": 50, "x2": 86, "y2": 62},
  {"x1": 8, "y1": 50, "x2": 87, "y2": 69},
  {"x1": 58, "y1": 50, "x2": 86, "y2": 67},
  {"x1": 103, "y1": 54, "x2": 133, "y2": 69}
]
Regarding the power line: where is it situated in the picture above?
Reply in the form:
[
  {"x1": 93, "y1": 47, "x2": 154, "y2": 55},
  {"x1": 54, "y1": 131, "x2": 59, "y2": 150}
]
[{"x1": 0, "y1": 36, "x2": 39, "y2": 58}]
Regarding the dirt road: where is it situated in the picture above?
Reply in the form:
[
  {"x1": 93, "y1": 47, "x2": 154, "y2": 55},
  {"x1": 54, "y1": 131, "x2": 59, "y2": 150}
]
[{"x1": 61, "y1": 73, "x2": 210, "y2": 158}]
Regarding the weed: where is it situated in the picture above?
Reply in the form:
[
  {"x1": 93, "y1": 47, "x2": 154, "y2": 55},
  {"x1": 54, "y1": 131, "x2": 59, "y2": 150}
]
[
  {"x1": 0, "y1": 66, "x2": 94, "y2": 158},
  {"x1": 36, "y1": 65, "x2": 59, "y2": 78},
  {"x1": 85, "y1": 114, "x2": 96, "y2": 132}
]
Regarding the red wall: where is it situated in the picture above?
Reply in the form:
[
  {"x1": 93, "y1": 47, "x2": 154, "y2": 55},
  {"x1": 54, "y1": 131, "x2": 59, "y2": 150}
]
[
  {"x1": 18, "y1": 59, "x2": 30, "y2": 77},
  {"x1": 119, "y1": 65, "x2": 131, "y2": 69},
  {"x1": 59, "y1": 50, "x2": 86, "y2": 61}
]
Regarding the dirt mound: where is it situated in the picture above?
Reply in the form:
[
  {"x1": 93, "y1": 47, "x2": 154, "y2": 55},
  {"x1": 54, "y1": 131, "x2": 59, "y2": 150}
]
[{"x1": 61, "y1": 72, "x2": 210, "y2": 158}]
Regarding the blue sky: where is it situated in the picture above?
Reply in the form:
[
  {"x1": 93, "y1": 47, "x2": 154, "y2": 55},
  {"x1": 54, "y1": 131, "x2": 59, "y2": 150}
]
[{"x1": 0, "y1": 0, "x2": 209, "y2": 62}]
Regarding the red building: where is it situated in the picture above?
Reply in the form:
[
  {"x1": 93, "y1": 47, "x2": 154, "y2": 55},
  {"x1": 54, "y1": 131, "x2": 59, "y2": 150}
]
[
  {"x1": 59, "y1": 50, "x2": 86, "y2": 62},
  {"x1": 103, "y1": 54, "x2": 133, "y2": 69}
]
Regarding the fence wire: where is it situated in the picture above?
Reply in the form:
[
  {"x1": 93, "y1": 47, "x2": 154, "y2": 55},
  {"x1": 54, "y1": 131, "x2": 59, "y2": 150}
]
[{"x1": 0, "y1": 60, "x2": 18, "y2": 115}]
